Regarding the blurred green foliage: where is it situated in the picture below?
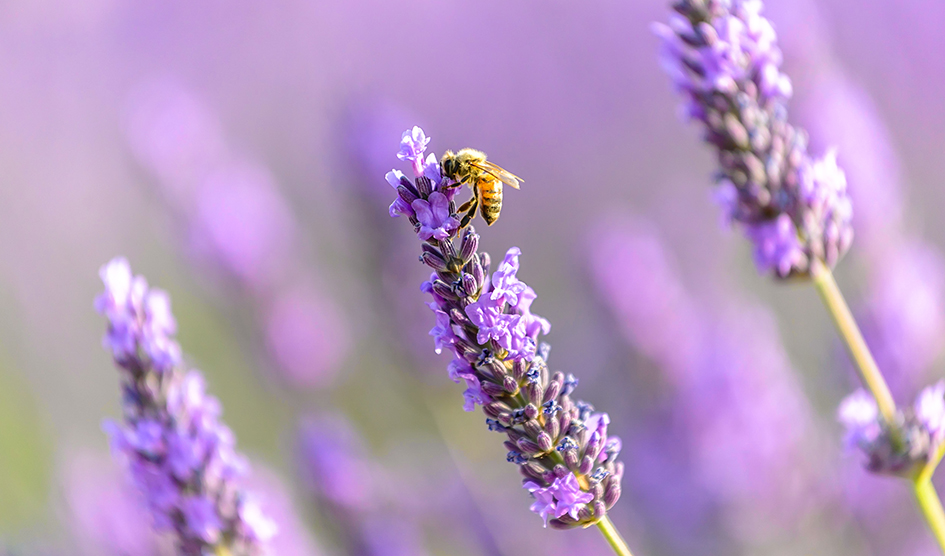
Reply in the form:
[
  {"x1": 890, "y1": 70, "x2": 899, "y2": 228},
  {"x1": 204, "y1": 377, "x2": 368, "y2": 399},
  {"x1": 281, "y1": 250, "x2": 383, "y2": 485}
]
[{"x1": 0, "y1": 351, "x2": 51, "y2": 536}]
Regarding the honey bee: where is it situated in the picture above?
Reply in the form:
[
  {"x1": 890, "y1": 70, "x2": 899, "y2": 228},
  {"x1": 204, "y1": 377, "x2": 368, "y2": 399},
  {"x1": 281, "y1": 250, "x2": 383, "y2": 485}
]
[{"x1": 440, "y1": 148, "x2": 523, "y2": 227}]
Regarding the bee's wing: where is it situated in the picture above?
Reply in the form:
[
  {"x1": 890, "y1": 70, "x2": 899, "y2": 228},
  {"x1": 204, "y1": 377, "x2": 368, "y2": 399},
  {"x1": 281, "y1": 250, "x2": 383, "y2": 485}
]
[{"x1": 470, "y1": 160, "x2": 523, "y2": 189}]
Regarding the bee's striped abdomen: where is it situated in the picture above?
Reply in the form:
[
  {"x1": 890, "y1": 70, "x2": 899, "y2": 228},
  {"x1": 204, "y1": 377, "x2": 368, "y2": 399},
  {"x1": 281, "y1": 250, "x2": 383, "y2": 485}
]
[{"x1": 478, "y1": 178, "x2": 504, "y2": 226}]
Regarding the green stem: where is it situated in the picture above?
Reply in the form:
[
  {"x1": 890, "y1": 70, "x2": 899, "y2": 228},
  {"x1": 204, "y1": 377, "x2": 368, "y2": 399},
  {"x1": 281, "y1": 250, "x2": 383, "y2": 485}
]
[
  {"x1": 915, "y1": 478, "x2": 945, "y2": 554},
  {"x1": 812, "y1": 261, "x2": 945, "y2": 553},
  {"x1": 596, "y1": 515, "x2": 634, "y2": 556},
  {"x1": 811, "y1": 262, "x2": 897, "y2": 425}
]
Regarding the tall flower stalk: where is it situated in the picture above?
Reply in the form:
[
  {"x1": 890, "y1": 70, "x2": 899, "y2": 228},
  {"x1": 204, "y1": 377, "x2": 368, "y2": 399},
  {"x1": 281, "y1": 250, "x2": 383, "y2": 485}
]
[
  {"x1": 654, "y1": 0, "x2": 945, "y2": 551},
  {"x1": 96, "y1": 257, "x2": 277, "y2": 556},
  {"x1": 386, "y1": 127, "x2": 632, "y2": 555}
]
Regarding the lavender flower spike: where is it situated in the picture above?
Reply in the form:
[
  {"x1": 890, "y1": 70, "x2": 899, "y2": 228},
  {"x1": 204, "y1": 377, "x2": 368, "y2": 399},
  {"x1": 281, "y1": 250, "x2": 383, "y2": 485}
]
[
  {"x1": 96, "y1": 257, "x2": 276, "y2": 555},
  {"x1": 654, "y1": 0, "x2": 853, "y2": 278},
  {"x1": 839, "y1": 382, "x2": 945, "y2": 478},
  {"x1": 386, "y1": 127, "x2": 623, "y2": 530}
]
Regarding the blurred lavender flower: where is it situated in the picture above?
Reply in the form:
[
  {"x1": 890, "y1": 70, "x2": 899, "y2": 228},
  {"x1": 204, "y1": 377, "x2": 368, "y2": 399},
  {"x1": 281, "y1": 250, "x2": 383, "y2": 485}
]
[
  {"x1": 264, "y1": 287, "x2": 348, "y2": 388},
  {"x1": 359, "y1": 516, "x2": 430, "y2": 556},
  {"x1": 126, "y1": 78, "x2": 349, "y2": 388},
  {"x1": 242, "y1": 467, "x2": 324, "y2": 556},
  {"x1": 296, "y1": 414, "x2": 434, "y2": 555},
  {"x1": 797, "y1": 73, "x2": 945, "y2": 398},
  {"x1": 588, "y1": 216, "x2": 825, "y2": 543},
  {"x1": 839, "y1": 381, "x2": 945, "y2": 477},
  {"x1": 385, "y1": 126, "x2": 622, "y2": 529},
  {"x1": 61, "y1": 451, "x2": 169, "y2": 556},
  {"x1": 296, "y1": 414, "x2": 376, "y2": 514},
  {"x1": 858, "y1": 246, "x2": 945, "y2": 397},
  {"x1": 96, "y1": 257, "x2": 276, "y2": 556},
  {"x1": 654, "y1": 0, "x2": 853, "y2": 278},
  {"x1": 189, "y1": 162, "x2": 296, "y2": 290}
]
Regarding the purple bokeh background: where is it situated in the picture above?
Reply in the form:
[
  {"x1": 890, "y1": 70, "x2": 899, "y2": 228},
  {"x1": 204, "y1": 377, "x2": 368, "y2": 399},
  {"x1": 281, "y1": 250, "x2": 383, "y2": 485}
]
[{"x1": 0, "y1": 0, "x2": 943, "y2": 554}]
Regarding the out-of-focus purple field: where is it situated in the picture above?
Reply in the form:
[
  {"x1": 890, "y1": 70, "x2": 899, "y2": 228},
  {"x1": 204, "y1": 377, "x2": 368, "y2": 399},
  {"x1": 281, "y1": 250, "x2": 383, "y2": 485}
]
[{"x1": 1, "y1": 0, "x2": 944, "y2": 554}]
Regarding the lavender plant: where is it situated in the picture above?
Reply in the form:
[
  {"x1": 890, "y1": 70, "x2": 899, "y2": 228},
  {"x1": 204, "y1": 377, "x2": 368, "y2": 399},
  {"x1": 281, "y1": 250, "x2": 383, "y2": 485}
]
[
  {"x1": 385, "y1": 127, "x2": 632, "y2": 554},
  {"x1": 96, "y1": 257, "x2": 277, "y2": 556},
  {"x1": 655, "y1": 0, "x2": 945, "y2": 550}
]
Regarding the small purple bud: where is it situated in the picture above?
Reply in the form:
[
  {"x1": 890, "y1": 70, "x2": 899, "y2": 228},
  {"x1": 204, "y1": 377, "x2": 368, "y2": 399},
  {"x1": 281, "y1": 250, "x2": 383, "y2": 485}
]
[
  {"x1": 517, "y1": 438, "x2": 542, "y2": 456},
  {"x1": 439, "y1": 238, "x2": 458, "y2": 261},
  {"x1": 448, "y1": 307, "x2": 470, "y2": 327},
  {"x1": 460, "y1": 274, "x2": 479, "y2": 298},
  {"x1": 579, "y1": 456, "x2": 594, "y2": 476},
  {"x1": 536, "y1": 432, "x2": 554, "y2": 452},
  {"x1": 543, "y1": 378, "x2": 562, "y2": 404},
  {"x1": 585, "y1": 434, "x2": 604, "y2": 462},
  {"x1": 553, "y1": 465, "x2": 569, "y2": 479},
  {"x1": 523, "y1": 420, "x2": 543, "y2": 438},
  {"x1": 603, "y1": 477, "x2": 621, "y2": 508},
  {"x1": 469, "y1": 256, "x2": 485, "y2": 288},
  {"x1": 523, "y1": 404, "x2": 539, "y2": 420},
  {"x1": 398, "y1": 185, "x2": 419, "y2": 206},
  {"x1": 521, "y1": 462, "x2": 548, "y2": 482},
  {"x1": 511, "y1": 359, "x2": 527, "y2": 382},
  {"x1": 558, "y1": 410, "x2": 572, "y2": 437},
  {"x1": 460, "y1": 229, "x2": 480, "y2": 262},
  {"x1": 431, "y1": 280, "x2": 458, "y2": 301},
  {"x1": 503, "y1": 375, "x2": 520, "y2": 394},
  {"x1": 416, "y1": 176, "x2": 433, "y2": 197},
  {"x1": 420, "y1": 251, "x2": 449, "y2": 272},
  {"x1": 480, "y1": 381, "x2": 508, "y2": 398},
  {"x1": 526, "y1": 382, "x2": 543, "y2": 407},
  {"x1": 483, "y1": 402, "x2": 511, "y2": 418}
]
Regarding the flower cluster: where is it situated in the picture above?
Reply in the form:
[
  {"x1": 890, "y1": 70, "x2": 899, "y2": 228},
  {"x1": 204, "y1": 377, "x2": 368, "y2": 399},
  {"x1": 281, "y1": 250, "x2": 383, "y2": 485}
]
[
  {"x1": 387, "y1": 127, "x2": 623, "y2": 528},
  {"x1": 839, "y1": 382, "x2": 945, "y2": 478},
  {"x1": 96, "y1": 257, "x2": 276, "y2": 555},
  {"x1": 654, "y1": 0, "x2": 853, "y2": 278}
]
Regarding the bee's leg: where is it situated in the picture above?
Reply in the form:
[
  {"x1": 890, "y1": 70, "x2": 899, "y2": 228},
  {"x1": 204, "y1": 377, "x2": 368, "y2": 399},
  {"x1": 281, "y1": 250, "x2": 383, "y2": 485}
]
[
  {"x1": 459, "y1": 196, "x2": 478, "y2": 229},
  {"x1": 457, "y1": 197, "x2": 476, "y2": 214}
]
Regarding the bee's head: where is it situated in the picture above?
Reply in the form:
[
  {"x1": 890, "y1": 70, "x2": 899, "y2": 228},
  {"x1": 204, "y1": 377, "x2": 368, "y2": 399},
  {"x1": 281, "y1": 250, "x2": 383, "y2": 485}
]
[{"x1": 440, "y1": 150, "x2": 457, "y2": 178}]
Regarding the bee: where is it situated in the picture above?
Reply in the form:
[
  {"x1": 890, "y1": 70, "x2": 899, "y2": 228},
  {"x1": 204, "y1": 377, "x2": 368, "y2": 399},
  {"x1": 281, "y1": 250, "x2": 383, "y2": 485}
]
[{"x1": 440, "y1": 148, "x2": 523, "y2": 227}]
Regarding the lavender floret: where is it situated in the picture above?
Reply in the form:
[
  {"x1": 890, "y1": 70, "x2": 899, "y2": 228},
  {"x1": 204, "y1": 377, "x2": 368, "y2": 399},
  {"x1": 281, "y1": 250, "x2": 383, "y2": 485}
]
[
  {"x1": 654, "y1": 0, "x2": 853, "y2": 278},
  {"x1": 386, "y1": 127, "x2": 623, "y2": 529},
  {"x1": 96, "y1": 257, "x2": 276, "y2": 555},
  {"x1": 839, "y1": 381, "x2": 945, "y2": 477}
]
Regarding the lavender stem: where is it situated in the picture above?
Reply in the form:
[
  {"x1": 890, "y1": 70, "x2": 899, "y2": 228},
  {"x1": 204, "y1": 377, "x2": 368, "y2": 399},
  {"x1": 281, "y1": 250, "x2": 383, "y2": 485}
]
[
  {"x1": 914, "y1": 479, "x2": 945, "y2": 553},
  {"x1": 811, "y1": 262, "x2": 896, "y2": 425},
  {"x1": 813, "y1": 261, "x2": 945, "y2": 552},
  {"x1": 596, "y1": 516, "x2": 633, "y2": 556}
]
